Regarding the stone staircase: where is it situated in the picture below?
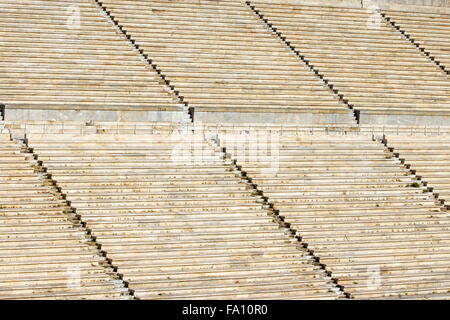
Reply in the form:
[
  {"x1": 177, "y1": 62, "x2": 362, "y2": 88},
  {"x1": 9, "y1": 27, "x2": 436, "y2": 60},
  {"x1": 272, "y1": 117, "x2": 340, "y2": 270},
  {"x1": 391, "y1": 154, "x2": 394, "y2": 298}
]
[
  {"x1": 217, "y1": 132, "x2": 450, "y2": 299},
  {"x1": 249, "y1": 0, "x2": 450, "y2": 125},
  {"x1": 382, "y1": 9, "x2": 450, "y2": 75},
  {"x1": 385, "y1": 135, "x2": 450, "y2": 208},
  {"x1": 24, "y1": 132, "x2": 343, "y2": 299},
  {"x1": 0, "y1": 133, "x2": 129, "y2": 299},
  {"x1": 98, "y1": 0, "x2": 354, "y2": 125},
  {"x1": 0, "y1": 0, "x2": 183, "y2": 122}
]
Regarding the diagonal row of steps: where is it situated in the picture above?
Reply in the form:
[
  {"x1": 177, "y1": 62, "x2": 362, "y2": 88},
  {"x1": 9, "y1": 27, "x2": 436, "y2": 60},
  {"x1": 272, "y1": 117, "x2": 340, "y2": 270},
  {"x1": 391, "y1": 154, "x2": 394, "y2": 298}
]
[
  {"x1": 249, "y1": 0, "x2": 450, "y2": 121},
  {"x1": 25, "y1": 133, "x2": 342, "y2": 299},
  {"x1": 382, "y1": 9, "x2": 450, "y2": 74},
  {"x1": 0, "y1": 0, "x2": 182, "y2": 113},
  {"x1": 218, "y1": 132, "x2": 450, "y2": 299},
  {"x1": 0, "y1": 133, "x2": 127, "y2": 299},
  {"x1": 385, "y1": 135, "x2": 450, "y2": 208},
  {"x1": 98, "y1": 0, "x2": 354, "y2": 124}
]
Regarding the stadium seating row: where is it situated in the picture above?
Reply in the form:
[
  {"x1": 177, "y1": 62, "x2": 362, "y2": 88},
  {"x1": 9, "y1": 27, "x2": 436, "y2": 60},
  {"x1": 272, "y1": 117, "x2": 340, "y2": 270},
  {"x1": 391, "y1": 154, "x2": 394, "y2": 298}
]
[
  {"x1": 0, "y1": 0, "x2": 184, "y2": 121},
  {"x1": 98, "y1": 0, "x2": 355, "y2": 124},
  {"x1": 0, "y1": 133, "x2": 127, "y2": 299},
  {"x1": 25, "y1": 133, "x2": 342, "y2": 299},
  {"x1": 2, "y1": 126, "x2": 449, "y2": 299},
  {"x1": 386, "y1": 135, "x2": 450, "y2": 207},
  {"x1": 1, "y1": 0, "x2": 450, "y2": 125},
  {"x1": 218, "y1": 133, "x2": 450, "y2": 299},
  {"x1": 383, "y1": 9, "x2": 450, "y2": 72},
  {"x1": 250, "y1": 0, "x2": 450, "y2": 124}
]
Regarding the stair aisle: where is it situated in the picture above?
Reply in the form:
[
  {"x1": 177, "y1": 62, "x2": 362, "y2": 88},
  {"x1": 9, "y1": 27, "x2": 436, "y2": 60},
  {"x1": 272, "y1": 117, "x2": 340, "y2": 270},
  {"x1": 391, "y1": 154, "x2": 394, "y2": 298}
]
[
  {"x1": 98, "y1": 0, "x2": 354, "y2": 124},
  {"x1": 26, "y1": 132, "x2": 343, "y2": 299},
  {"x1": 218, "y1": 132, "x2": 450, "y2": 299},
  {"x1": 0, "y1": 133, "x2": 126, "y2": 299},
  {"x1": 0, "y1": 0, "x2": 183, "y2": 121},
  {"x1": 385, "y1": 135, "x2": 450, "y2": 207},
  {"x1": 249, "y1": 0, "x2": 450, "y2": 125},
  {"x1": 383, "y1": 9, "x2": 450, "y2": 73}
]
